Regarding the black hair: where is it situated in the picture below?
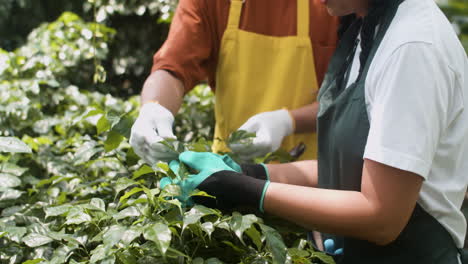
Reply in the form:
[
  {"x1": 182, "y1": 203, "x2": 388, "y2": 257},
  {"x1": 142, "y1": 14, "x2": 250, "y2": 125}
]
[
  {"x1": 357, "y1": 0, "x2": 388, "y2": 80},
  {"x1": 335, "y1": 0, "x2": 392, "y2": 91},
  {"x1": 338, "y1": 15, "x2": 357, "y2": 40}
]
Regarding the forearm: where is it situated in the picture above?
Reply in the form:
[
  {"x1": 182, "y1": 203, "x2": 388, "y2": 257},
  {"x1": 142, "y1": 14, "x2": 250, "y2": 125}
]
[
  {"x1": 141, "y1": 70, "x2": 185, "y2": 115},
  {"x1": 265, "y1": 160, "x2": 318, "y2": 187},
  {"x1": 263, "y1": 184, "x2": 386, "y2": 244},
  {"x1": 290, "y1": 101, "x2": 319, "y2": 133}
]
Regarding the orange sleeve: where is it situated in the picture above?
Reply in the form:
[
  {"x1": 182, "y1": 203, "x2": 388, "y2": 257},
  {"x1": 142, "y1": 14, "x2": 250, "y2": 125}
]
[{"x1": 151, "y1": 0, "x2": 216, "y2": 93}]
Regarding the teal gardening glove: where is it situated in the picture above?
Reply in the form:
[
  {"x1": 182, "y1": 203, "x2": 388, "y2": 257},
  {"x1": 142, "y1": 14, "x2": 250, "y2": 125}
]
[
  {"x1": 159, "y1": 152, "x2": 246, "y2": 205},
  {"x1": 159, "y1": 160, "x2": 194, "y2": 206},
  {"x1": 159, "y1": 152, "x2": 243, "y2": 189},
  {"x1": 171, "y1": 151, "x2": 271, "y2": 211}
]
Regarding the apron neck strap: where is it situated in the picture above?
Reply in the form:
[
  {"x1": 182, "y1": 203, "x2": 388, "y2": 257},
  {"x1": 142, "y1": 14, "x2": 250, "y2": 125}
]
[
  {"x1": 227, "y1": 0, "x2": 243, "y2": 30},
  {"x1": 297, "y1": 0, "x2": 309, "y2": 37}
]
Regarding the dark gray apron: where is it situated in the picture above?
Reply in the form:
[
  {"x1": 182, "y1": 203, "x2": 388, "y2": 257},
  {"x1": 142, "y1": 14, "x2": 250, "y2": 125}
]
[{"x1": 316, "y1": 1, "x2": 462, "y2": 263}]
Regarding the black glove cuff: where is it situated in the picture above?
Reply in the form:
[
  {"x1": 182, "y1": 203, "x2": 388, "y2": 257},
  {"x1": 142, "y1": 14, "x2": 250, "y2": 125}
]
[
  {"x1": 240, "y1": 164, "x2": 268, "y2": 180},
  {"x1": 196, "y1": 170, "x2": 267, "y2": 210}
]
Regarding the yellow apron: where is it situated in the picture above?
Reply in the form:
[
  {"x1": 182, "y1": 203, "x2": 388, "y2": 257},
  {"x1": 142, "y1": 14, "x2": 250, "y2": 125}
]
[{"x1": 213, "y1": 0, "x2": 319, "y2": 160}]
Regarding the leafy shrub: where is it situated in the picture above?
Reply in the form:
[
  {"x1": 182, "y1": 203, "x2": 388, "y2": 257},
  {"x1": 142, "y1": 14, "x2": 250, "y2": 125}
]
[
  {"x1": 0, "y1": 12, "x2": 333, "y2": 264},
  {"x1": 0, "y1": 0, "x2": 177, "y2": 97}
]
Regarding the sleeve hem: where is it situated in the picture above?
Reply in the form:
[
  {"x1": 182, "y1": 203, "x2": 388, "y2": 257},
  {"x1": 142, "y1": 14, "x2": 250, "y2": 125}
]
[
  {"x1": 151, "y1": 64, "x2": 195, "y2": 93},
  {"x1": 363, "y1": 145, "x2": 431, "y2": 179}
]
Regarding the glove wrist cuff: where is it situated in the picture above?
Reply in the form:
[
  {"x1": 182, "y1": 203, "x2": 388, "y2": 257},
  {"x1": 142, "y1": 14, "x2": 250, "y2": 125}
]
[
  {"x1": 240, "y1": 164, "x2": 269, "y2": 180},
  {"x1": 200, "y1": 170, "x2": 267, "y2": 211},
  {"x1": 140, "y1": 101, "x2": 174, "y2": 120},
  {"x1": 281, "y1": 108, "x2": 296, "y2": 134},
  {"x1": 143, "y1": 100, "x2": 159, "y2": 105}
]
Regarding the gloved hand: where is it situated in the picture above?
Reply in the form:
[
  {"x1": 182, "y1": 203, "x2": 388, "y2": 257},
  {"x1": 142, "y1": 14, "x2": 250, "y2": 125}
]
[
  {"x1": 324, "y1": 238, "x2": 344, "y2": 255},
  {"x1": 159, "y1": 152, "x2": 270, "y2": 208},
  {"x1": 129, "y1": 102, "x2": 177, "y2": 166},
  {"x1": 159, "y1": 153, "x2": 241, "y2": 204},
  {"x1": 178, "y1": 151, "x2": 270, "y2": 211},
  {"x1": 208, "y1": 152, "x2": 270, "y2": 180},
  {"x1": 159, "y1": 160, "x2": 194, "y2": 206},
  {"x1": 229, "y1": 109, "x2": 294, "y2": 159}
]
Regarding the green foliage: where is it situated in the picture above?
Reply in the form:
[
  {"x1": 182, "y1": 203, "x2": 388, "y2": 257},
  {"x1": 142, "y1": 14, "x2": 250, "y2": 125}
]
[
  {"x1": 174, "y1": 85, "x2": 216, "y2": 143},
  {"x1": 0, "y1": 0, "x2": 177, "y2": 97},
  {"x1": 0, "y1": 12, "x2": 115, "y2": 138},
  {"x1": 0, "y1": 12, "x2": 333, "y2": 264}
]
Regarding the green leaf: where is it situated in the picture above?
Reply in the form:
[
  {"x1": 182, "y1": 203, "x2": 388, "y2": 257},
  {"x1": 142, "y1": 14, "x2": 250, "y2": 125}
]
[
  {"x1": 90, "y1": 244, "x2": 110, "y2": 263},
  {"x1": 23, "y1": 233, "x2": 53, "y2": 247},
  {"x1": 2, "y1": 205, "x2": 24, "y2": 217},
  {"x1": 288, "y1": 248, "x2": 310, "y2": 258},
  {"x1": 115, "y1": 177, "x2": 137, "y2": 194},
  {"x1": 156, "y1": 162, "x2": 169, "y2": 172},
  {"x1": 132, "y1": 164, "x2": 155, "y2": 180},
  {"x1": 97, "y1": 114, "x2": 111, "y2": 134},
  {"x1": 1, "y1": 163, "x2": 28, "y2": 176},
  {"x1": 119, "y1": 187, "x2": 144, "y2": 203},
  {"x1": 126, "y1": 147, "x2": 139, "y2": 166},
  {"x1": 310, "y1": 251, "x2": 335, "y2": 264},
  {"x1": 0, "y1": 173, "x2": 21, "y2": 187},
  {"x1": 222, "y1": 241, "x2": 245, "y2": 253},
  {"x1": 0, "y1": 189, "x2": 23, "y2": 201},
  {"x1": 113, "y1": 206, "x2": 140, "y2": 220},
  {"x1": 193, "y1": 258, "x2": 204, "y2": 264},
  {"x1": 65, "y1": 207, "x2": 91, "y2": 225},
  {"x1": 73, "y1": 141, "x2": 103, "y2": 165},
  {"x1": 0, "y1": 137, "x2": 32, "y2": 153},
  {"x1": 82, "y1": 108, "x2": 105, "y2": 120},
  {"x1": 111, "y1": 113, "x2": 134, "y2": 139},
  {"x1": 22, "y1": 135, "x2": 53, "y2": 152},
  {"x1": 205, "y1": 258, "x2": 225, "y2": 264},
  {"x1": 200, "y1": 222, "x2": 215, "y2": 239},
  {"x1": 183, "y1": 205, "x2": 218, "y2": 230},
  {"x1": 166, "y1": 247, "x2": 190, "y2": 260},
  {"x1": 44, "y1": 204, "x2": 72, "y2": 217},
  {"x1": 117, "y1": 251, "x2": 138, "y2": 264},
  {"x1": 143, "y1": 222, "x2": 172, "y2": 255},
  {"x1": 22, "y1": 259, "x2": 45, "y2": 264},
  {"x1": 230, "y1": 213, "x2": 259, "y2": 244},
  {"x1": 4, "y1": 226, "x2": 27, "y2": 243},
  {"x1": 90, "y1": 198, "x2": 106, "y2": 212},
  {"x1": 104, "y1": 130, "x2": 124, "y2": 152},
  {"x1": 260, "y1": 224, "x2": 287, "y2": 264},
  {"x1": 245, "y1": 226, "x2": 263, "y2": 251},
  {"x1": 103, "y1": 225, "x2": 126, "y2": 247},
  {"x1": 227, "y1": 130, "x2": 256, "y2": 146},
  {"x1": 121, "y1": 226, "x2": 142, "y2": 245},
  {"x1": 160, "y1": 184, "x2": 181, "y2": 198}
]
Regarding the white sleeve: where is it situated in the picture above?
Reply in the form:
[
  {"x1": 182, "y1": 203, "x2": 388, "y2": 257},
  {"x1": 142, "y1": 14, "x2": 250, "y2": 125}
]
[{"x1": 364, "y1": 42, "x2": 452, "y2": 179}]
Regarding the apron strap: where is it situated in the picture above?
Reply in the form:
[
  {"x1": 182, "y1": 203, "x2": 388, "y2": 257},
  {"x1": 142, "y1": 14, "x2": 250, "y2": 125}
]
[
  {"x1": 227, "y1": 0, "x2": 243, "y2": 30},
  {"x1": 297, "y1": 0, "x2": 310, "y2": 37}
]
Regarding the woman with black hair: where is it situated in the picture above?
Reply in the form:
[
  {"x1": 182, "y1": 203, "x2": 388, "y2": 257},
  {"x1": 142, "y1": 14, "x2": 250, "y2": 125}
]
[{"x1": 163, "y1": 0, "x2": 468, "y2": 262}]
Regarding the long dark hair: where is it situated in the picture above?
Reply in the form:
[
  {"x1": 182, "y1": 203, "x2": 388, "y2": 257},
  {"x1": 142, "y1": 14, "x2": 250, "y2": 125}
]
[
  {"x1": 336, "y1": 0, "x2": 390, "y2": 87},
  {"x1": 357, "y1": 0, "x2": 388, "y2": 80}
]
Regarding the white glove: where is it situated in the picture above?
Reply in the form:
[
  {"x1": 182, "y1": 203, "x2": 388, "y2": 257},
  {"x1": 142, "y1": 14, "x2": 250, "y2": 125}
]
[
  {"x1": 130, "y1": 102, "x2": 177, "y2": 165},
  {"x1": 229, "y1": 109, "x2": 294, "y2": 159}
]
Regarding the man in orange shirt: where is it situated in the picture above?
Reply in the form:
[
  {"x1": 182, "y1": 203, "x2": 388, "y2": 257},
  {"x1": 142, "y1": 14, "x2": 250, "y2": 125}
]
[{"x1": 130, "y1": 0, "x2": 339, "y2": 165}]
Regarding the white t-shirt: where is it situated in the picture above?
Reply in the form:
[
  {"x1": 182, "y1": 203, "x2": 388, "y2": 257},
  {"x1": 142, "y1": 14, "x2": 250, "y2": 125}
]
[{"x1": 346, "y1": 0, "x2": 468, "y2": 248}]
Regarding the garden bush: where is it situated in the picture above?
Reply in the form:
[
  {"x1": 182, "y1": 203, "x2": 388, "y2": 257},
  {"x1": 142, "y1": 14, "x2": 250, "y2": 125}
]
[{"x1": 0, "y1": 12, "x2": 333, "y2": 264}]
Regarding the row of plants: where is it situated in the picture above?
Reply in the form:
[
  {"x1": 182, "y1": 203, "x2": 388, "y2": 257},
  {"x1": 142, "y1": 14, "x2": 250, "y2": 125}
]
[
  {"x1": 0, "y1": 12, "x2": 333, "y2": 264},
  {"x1": 0, "y1": 0, "x2": 177, "y2": 97}
]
